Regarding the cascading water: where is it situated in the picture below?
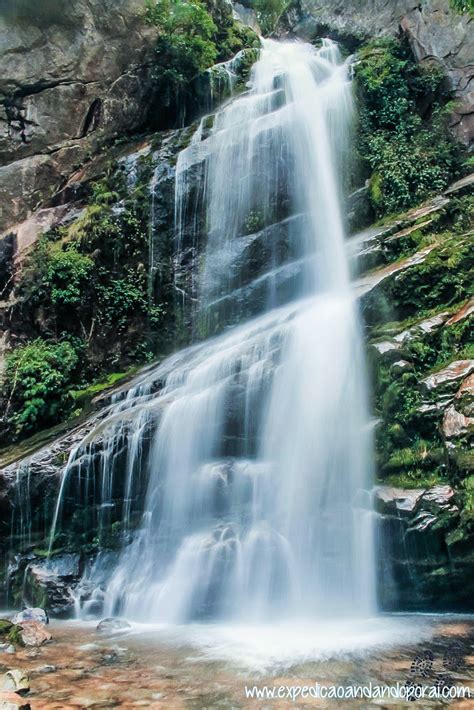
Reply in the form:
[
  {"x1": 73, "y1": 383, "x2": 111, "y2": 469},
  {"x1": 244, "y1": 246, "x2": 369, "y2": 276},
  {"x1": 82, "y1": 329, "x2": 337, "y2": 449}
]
[{"x1": 50, "y1": 39, "x2": 376, "y2": 624}]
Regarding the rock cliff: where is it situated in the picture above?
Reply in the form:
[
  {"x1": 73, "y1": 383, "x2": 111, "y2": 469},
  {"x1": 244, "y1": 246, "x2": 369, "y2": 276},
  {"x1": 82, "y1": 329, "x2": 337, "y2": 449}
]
[
  {"x1": 0, "y1": 0, "x2": 158, "y2": 232},
  {"x1": 286, "y1": 0, "x2": 473, "y2": 145}
]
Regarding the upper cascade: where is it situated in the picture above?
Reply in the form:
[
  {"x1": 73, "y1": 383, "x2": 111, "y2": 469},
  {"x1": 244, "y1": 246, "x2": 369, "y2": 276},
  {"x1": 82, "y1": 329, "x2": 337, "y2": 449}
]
[{"x1": 50, "y1": 39, "x2": 375, "y2": 623}]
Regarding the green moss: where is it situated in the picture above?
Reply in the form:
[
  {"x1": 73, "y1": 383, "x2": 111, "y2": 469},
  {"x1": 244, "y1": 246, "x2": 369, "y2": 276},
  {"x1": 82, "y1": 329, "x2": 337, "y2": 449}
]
[
  {"x1": 369, "y1": 172, "x2": 382, "y2": 210},
  {"x1": 6, "y1": 624, "x2": 24, "y2": 646},
  {"x1": 390, "y1": 232, "x2": 473, "y2": 318},
  {"x1": 380, "y1": 472, "x2": 445, "y2": 489},
  {"x1": 0, "y1": 619, "x2": 13, "y2": 637},
  {"x1": 70, "y1": 369, "x2": 138, "y2": 405}
]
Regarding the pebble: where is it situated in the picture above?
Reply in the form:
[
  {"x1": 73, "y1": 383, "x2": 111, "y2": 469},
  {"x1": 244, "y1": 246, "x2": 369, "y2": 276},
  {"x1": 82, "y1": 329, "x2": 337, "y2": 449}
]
[
  {"x1": 35, "y1": 665, "x2": 56, "y2": 674},
  {"x1": 24, "y1": 651, "x2": 38, "y2": 659}
]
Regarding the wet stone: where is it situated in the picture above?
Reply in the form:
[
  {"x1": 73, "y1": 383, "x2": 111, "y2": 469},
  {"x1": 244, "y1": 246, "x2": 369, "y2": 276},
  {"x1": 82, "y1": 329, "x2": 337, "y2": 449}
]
[
  {"x1": 1, "y1": 670, "x2": 29, "y2": 695},
  {"x1": 96, "y1": 618, "x2": 131, "y2": 634}
]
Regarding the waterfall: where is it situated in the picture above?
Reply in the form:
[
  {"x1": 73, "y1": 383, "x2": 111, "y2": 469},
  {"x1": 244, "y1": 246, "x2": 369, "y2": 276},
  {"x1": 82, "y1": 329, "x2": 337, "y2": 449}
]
[{"x1": 50, "y1": 39, "x2": 376, "y2": 623}]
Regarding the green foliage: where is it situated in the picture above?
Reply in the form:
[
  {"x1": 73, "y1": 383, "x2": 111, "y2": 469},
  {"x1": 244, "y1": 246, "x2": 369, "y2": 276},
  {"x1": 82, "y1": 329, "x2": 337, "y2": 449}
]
[
  {"x1": 244, "y1": 210, "x2": 265, "y2": 234},
  {"x1": 97, "y1": 270, "x2": 164, "y2": 333},
  {"x1": 146, "y1": 0, "x2": 217, "y2": 103},
  {"x1": 3, "y1": 340, "x2": 80, "y2": 436},
  {"x1": 253, "y1": 0, "x2": 289, "y2": 35},
  {"x1": 1, "y1": 163, "x2": 170, "y2": 443},
  {"x1": 355, "y1": 39, "x2": 461, "y2": 217},
  {"x1": 390, "y1": 233, "x2": 473, "y2": 318},
  {"x1": 450, "y1": 0, "x2": 473, "y2": 15},
  {"x1": 145, "y1": 0, "x2": 259, "y2": 106},
  {"x1": 45, "y1": 245, "x2": 94, "y2": 307}
]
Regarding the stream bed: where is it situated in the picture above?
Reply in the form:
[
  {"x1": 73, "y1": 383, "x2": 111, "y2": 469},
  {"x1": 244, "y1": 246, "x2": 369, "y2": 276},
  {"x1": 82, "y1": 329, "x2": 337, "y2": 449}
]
[{"x1": 1, "y1": 615, "x2": 473, "y2": 708}]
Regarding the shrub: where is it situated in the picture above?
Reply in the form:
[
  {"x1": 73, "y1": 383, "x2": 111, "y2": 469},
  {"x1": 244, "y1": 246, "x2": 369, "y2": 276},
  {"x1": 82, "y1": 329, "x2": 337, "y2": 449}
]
[
  {"x1": 450, "y1": 0, "x2": 473, "y2": 15},
  {"x1": 2, "y1": 167, "x2": 168, "y2": 444},
  {"x1": 355, "y1": 39, "x2": 461, "y2": 217},
  {"x1": 146, "y1": 0, "x2": 218, "y2": 105},
  {"x1": 45, "y1": 246, "x2": 94, "y2": 307},
  {"x1": 253, "y1": 0, "x2": 289, "y2": 35},
  {"x1": 146, "y1": 0, "x2": 259, "y2": 109},
  {"x1": 2, "y1": 340, "x2": 81, "y2": 436},
  {"x1": 97, "y1": 270, "x2": 164, "y2": 333}
]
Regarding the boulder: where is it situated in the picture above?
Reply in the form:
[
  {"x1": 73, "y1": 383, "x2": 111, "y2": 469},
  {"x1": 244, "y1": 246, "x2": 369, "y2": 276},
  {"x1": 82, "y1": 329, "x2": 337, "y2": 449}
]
[
  {"x1": 422, "y1": 360, "x2": 474, "y2": 393},
  {"x1": 1, "y1": 670, "x2": 29, "y2": 696},
  {"x1": 390, "y1": 359, "x2": 413, "y2": 376},
  {"x1": 376, "y1": 483, "x2": 470, "y2": 611},
  {"x1": 374, "y1": 486, "x2": 425, "y2": 515},
  {"x1": 442, "y1": 405, "x2": 474, "y2": 440},
  {"x1": 421, "y1": 485, "x2": 457, "y2": 511},
  {"x1": 17, "y1": 621, "x2": 52, "y2": 647},
  {"x1": 0, "y1": 692, "x2": 31, "y2": 710},
  {"x1": 34, "y1": 665, "x2": 55, "y2": 674},
  {"x1": 11, "y1": 609, "x2": 48, "y2": 626},
  {"x1": 456, "y1": 373, "x2": 474, "y2": 416},
  {"x1": 0, "y1": 0, "x2": 159, "y2": 230},
  {"x1": 394, "y1": 312, "x2": 450, "y2": 344},
  {"x1": 371, "y1": 340, "x2": 402, "y2": 358},
  {"x1": 446, "y1": 298, "x2": 474, "y2": 326},
  {"x1": 23, "y1": 554, "x2": 81, "y2": 617}
]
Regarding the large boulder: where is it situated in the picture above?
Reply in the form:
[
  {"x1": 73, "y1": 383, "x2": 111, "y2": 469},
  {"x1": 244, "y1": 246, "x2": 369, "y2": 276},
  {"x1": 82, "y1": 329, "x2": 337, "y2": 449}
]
[
  {"x1": 16, "y1": 621, "x2": 52, "y2": 648},
  {"x1": 0, "y1": 0, "x2": 158, "y2": 231},
  {"x1": 11, "y1": 609, "x2": 48, "y2": 626},
  {"x1": 23, "y1": 554, "x2": 81, "y2": 617}
]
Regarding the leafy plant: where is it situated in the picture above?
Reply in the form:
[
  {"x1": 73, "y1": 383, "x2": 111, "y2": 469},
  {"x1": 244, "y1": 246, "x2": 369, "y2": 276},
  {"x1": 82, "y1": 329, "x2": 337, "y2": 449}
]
[
  {"x1": 2, "y1": 340, "x2": 81, "y2": 436},
  {"x1": 145, "y1": 0, "x2": 259, "y2": 110},
  {"x1": 355, "y1": 39, "x2": 461, "y2": 217},
  {"x1": 45, "y1": 246, "x2": 94, "y2": 307},
  {"x1": 146, "y1": 0, "x2": 218, "y2": 105},
  {"x1": 450, "y1": 0, "x2": 473, "y2": 15},
  {"x1": 253, "y1": 0, "x2": 289, "y2": 35}
]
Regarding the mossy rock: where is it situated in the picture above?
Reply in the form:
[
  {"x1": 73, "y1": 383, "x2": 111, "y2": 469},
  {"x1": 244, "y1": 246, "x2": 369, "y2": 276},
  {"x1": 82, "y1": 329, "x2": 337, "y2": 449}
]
[
  {"x1": 0, "y1": 619, "x2": 24, "y2": 646},
  {"x1": 0, "y1": 618, "x2": 13, "y2": 637}
]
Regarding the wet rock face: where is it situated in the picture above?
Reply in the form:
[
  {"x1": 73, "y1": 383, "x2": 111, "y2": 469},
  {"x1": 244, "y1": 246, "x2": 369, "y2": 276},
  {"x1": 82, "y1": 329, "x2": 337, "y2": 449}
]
[
  {"x1": 287, "y1": 0, "x2": 473, "y2": 145},
  {"x1": 22, "y1": 555, "x2": 81, "y2": 618},
  {"x1": 375, "y1": 484, "x2": 474, "y2": 611},
  {"x1": 0, "y1": 0, "x2": 158, "y2": 231}
]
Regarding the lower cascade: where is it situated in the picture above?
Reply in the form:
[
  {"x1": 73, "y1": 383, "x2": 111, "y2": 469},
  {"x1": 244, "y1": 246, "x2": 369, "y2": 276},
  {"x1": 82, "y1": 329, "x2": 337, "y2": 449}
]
[{"x1": 51, "y1": 39, "x2": 376, "y2": 623}]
